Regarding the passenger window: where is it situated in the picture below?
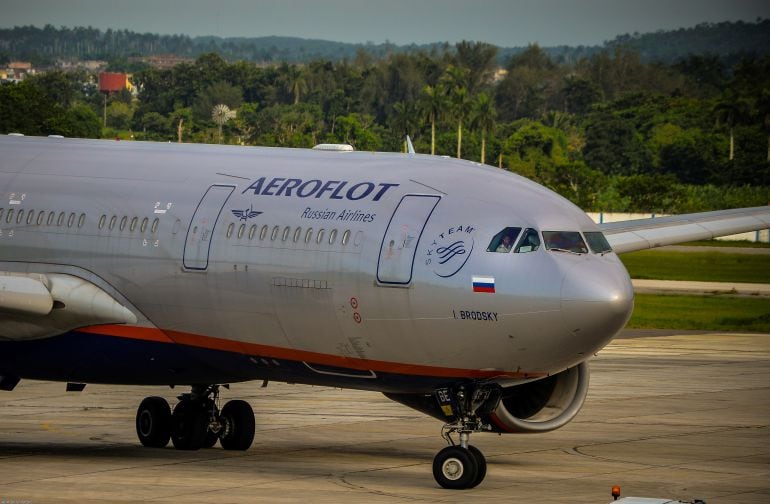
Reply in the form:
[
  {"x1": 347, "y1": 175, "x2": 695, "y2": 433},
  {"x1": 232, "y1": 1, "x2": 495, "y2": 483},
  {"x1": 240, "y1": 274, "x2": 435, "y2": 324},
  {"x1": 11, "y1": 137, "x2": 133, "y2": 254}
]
[
  {"x1": 270, "y1": 225, "x2": 279, "y2": 241},
  {"x1": 487, "y1": 227, "x2": 521, "y2": 253},
  {"x1": 584, "y1": 232, "x2": 612, "y2": 254},
  {"x1": 109, "y1": 215, "x2": 117, "y2": 230},
  {"x1": 119, "y1": 216, "x2": 127, "y2": 231},
  {"x1": 140, "y1": 217, "x2": 148, "y2": 233},
  {"x1": 282, "y1": 226, "x2": 291, "y2": 241},
  {"x1": 341, "y1": 229, "x2": 351, "y2": 246},
  {"x1": 57, "y1": 212, "x2": 66, "y2": 226},
  {"x1": 26, "y1": 210, "x2": 35, "y2": 225},
  {"x1": 98, "y1": 215, "x2": 106, "y2": 229},
  {"x1": 542, "y1": 231, "x2": 588, "y2": 254},
  {"x1": 78, "y1": 213, "x2": 86, "y2": 228},
  {"x1": 151, "y1": 218, "x2": 159, "y2": 234},
  {"x1": 17, "y1": 209, "x2": 25, "y2": 224},
  {"x1": 6, "y1": 209, "x2": 14, "y2": 223},
  {"x1": 37, "y1": 211, "x2": 45, "y2": 225},
  {"x1": 248, "y1": 224, "x2": 256, "y2": 240},
  {"x1": 260, "y1": 225, "x2": 268, "y2": 240},
  {"x1": 514, "y1": 228, "x2": 541, "y2": 253},
  {"x1": 304, "y1": 228, "x2": 313, "y2": 244},
  {"x1": 67, "y1": 212, "x2": 76, "y2": 228},
  {"x1": 47, "y1": 212, "x2": 55, "y2": 226},
  {"x1": 329, "y1": 229, "x2": 338, "y2": 245},
  {"x1": 316, "y1": 228, "x2": 325, "y2": 244},
  {"x1": 129, "y1": 217, "x2": 138, "y2": 232},
  {"x1": 226, "y1": 222, "x2": 235, "y2": 238},
  {"x1": 237, "y1": 223, "x2": 245, "y2": 239},
  {"x1": 293, "y1": 227, "x2": 301, "y2": 243},
  {"x1": 0, "y1": 208, "x2": 3, "y2": 221}
]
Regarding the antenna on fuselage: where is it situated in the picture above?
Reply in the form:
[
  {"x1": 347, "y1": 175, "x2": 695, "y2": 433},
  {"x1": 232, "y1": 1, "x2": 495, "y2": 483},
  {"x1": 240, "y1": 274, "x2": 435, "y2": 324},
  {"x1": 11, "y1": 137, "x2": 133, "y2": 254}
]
[{"x1": 406, "y1": 135, "x2": 415, "y2": 155}]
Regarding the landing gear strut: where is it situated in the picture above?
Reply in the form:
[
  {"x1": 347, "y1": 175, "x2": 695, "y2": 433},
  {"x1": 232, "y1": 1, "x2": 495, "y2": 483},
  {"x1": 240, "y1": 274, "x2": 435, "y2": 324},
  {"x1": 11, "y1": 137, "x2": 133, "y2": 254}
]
[
  {"x1": 432, "y1": 385, "x2": 499, "y2": 489},
  {"x1": 135, "y1": 385, "x2": 255, "y2": 451}
]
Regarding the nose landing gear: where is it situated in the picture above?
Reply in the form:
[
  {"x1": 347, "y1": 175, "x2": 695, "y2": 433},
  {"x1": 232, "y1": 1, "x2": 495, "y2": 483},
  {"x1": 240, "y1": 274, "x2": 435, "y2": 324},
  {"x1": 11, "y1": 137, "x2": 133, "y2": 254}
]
[
  {"x1": 434, "y1": 420, "x2": 489, "y2": 489},
  {"x1": 135, "y1": 385, "x2": 255, "y2": 451},
  {"x1": 432, "y1": 385, "x2": 499, "y2": 489}
]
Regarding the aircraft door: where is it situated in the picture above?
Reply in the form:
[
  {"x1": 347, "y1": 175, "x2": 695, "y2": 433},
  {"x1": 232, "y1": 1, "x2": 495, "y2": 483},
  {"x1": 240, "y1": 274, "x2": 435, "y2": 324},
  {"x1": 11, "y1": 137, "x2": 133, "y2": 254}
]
[
  {"x1": 183, "y1": 184, "x2": 235, "y2": 270},
  {"x1": 377, "y1": 194, "x2": 441, "y2": 285}
]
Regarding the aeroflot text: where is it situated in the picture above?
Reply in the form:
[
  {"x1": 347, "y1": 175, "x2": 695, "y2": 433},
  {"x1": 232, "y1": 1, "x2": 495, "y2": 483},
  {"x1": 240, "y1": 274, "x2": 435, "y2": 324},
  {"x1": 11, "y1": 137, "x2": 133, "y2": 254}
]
[{"x1": 243, "y1": 177, "x2": 399, "y2": 201}]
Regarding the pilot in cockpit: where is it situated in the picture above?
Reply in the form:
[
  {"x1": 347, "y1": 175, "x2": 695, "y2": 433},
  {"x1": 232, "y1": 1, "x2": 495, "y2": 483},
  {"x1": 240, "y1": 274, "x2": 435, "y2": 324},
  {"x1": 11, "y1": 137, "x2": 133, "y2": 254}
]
[{"x1": 495, "y1": 234, "x2": 514, "y2": 253}]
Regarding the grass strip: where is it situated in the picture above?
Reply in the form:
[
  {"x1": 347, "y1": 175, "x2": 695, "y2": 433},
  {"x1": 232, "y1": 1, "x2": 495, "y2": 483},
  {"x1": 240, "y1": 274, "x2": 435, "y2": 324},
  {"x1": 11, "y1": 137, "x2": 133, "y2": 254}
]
[
  {"x1": 628, "y1": 293, "x2": 770, "y2": 332},
  {"x1": 620, "y1": 250, "x2": 770, "y2": 283},
  {"x1": 679, "y1": 240, "x2": 770, "y2": 248}
]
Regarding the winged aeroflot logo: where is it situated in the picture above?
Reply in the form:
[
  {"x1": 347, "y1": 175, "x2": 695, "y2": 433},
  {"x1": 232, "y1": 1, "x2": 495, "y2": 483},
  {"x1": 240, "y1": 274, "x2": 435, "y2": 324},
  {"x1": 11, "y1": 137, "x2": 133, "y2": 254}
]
[{"x1": 231, "y1": 206, "x2": 263, "y2": 221}]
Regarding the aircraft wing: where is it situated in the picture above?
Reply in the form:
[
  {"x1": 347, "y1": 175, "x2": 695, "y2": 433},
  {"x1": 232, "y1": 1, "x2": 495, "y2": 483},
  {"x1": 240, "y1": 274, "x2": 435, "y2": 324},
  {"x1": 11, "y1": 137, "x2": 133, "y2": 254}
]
[
  {"x1": 599, "y1": 206, "x2": 770, "y2": 254},
  {"x1": 0, "y1": 272, "x2": 137, "y2": 341}
]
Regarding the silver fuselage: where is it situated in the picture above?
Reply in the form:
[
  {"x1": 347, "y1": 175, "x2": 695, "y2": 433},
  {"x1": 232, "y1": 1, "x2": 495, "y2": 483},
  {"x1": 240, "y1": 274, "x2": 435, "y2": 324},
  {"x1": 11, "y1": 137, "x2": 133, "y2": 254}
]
[{"x1": 0, "y1": 136, "x2": 634, "y2": 392}]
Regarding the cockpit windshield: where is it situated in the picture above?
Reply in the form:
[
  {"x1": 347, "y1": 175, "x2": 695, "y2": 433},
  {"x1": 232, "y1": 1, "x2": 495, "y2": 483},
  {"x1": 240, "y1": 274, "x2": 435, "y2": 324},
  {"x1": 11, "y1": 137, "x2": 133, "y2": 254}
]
[
  {"x1": 584, "y1": 231, "x2": 613, "y2": 254},
  {"x1": 542, "y1": 231, "x2": 588, "y2": 254},
  {"x1": 514, "y1": 228, "x2": 541, "y2": 253},
  {"x1": 487, "y1": 227, "x2": 522, "y2": 253}
]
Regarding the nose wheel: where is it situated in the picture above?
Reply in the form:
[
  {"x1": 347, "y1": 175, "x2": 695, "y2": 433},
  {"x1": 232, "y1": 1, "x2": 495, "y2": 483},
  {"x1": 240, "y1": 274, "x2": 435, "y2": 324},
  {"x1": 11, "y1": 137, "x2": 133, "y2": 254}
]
[
  {"x1": 433, "y1": 444, "x2": 486, "y2": 489},
  {"x1": 135, "y1": 385, "x2": 255, "y2": 451}
]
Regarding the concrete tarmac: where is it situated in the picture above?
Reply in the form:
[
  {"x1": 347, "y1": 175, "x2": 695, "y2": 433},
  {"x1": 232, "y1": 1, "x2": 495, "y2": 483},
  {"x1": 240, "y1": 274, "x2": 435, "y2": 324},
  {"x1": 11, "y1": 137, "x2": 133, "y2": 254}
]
[{"x1": 1, "y1": 332, "x2": 769, "y2": 504}]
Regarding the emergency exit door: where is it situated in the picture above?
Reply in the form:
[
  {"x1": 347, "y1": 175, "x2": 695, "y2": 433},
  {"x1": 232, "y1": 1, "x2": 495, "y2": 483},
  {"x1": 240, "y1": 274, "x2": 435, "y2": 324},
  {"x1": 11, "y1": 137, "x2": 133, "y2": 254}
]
[
  {"x1": 183, "y1": 185, "x2": 235, "y2": 270},
  {"x1": 377, "y1": 194, "x2": 441, "y2": 285}
]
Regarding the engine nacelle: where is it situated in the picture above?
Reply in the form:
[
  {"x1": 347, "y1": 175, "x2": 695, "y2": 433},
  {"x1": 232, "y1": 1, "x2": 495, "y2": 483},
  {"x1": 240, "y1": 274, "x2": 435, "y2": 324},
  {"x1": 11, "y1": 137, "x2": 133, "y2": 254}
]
[
  {"x1": 385, "y1": 362, "x2": 590, "y2": 435},
  {"x1": 481, "y1": 361, "x2": 590, "y2": 433}
]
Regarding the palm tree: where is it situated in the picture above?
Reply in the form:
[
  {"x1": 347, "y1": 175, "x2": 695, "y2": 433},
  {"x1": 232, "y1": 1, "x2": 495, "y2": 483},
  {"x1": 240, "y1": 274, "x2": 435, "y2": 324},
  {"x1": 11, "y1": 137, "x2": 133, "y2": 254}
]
[
  {"x1": 472, "y1": 92, "x2": 496, "y2": 165},
  {"x1": 450, "y1": 87, "x2": 472, "y2": 159},
  {"x1": 282, "y1": 65, "x2": 307, "y2": 105},
  {"x1": 418, "y1": 84, "x2": 447, "y2": 155},
  {"x1": 441, "y1": 66, "x2": 472, "y2": 159},
  {"x1": 713, "y1": 89, "x2": 750, "y2": 161},
  {"x1": 390, "y1": 101, "x2": 419, "y2": 152},
  {"x1": 758, "y1": 90, "x2": 770, "y2": 162}
]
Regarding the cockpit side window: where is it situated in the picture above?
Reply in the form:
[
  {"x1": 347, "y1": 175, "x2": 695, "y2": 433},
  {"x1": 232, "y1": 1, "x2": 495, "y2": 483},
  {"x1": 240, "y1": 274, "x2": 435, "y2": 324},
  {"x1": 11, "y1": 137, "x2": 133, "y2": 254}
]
[
  {"x1": 584, "y1": 231, "x2": 613, "y2": 254},
  {"x1": 542, "y1": 231, "x2": 588, "y2": 254},
  {"x1": 514, "y1": 228, "x2": 541, "y2": 253},
  {"x1": 486, "y1": 227, "x2": 522, "y2": 253}
]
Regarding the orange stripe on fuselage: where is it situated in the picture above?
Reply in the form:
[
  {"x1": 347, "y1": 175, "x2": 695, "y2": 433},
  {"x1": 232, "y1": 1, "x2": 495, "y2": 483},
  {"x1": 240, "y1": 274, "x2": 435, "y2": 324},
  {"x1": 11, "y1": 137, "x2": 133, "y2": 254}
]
[{"x1": 78, "y1": 324, "x2": 545, "y2": 380}]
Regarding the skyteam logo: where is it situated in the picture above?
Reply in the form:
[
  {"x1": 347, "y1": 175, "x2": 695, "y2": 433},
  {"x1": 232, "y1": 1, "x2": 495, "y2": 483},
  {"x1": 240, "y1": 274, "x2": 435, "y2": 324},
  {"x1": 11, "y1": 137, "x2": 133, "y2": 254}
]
[
  {"x1": 231, "y1": 206, "x2": 262, "y2": 221},
  {"x1": 424, "y1": 225, "x2": 475, "y2": 278}
]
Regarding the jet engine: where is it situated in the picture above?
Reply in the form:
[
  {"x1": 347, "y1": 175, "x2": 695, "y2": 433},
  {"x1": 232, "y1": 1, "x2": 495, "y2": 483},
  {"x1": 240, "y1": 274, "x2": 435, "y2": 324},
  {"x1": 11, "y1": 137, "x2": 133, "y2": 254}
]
[
  {"x1": 481, "y1": 361, "x2": 589, "y2": 433},
  {"x1": 385, "y1": 361, "x2": 589, "y2": 434}
]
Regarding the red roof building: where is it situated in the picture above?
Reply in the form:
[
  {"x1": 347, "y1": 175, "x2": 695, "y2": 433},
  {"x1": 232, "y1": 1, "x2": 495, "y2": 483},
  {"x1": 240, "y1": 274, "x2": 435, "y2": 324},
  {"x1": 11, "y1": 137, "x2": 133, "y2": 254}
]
[{"x1": 98, "y1": 72, "x2": 132, "y2": 94}]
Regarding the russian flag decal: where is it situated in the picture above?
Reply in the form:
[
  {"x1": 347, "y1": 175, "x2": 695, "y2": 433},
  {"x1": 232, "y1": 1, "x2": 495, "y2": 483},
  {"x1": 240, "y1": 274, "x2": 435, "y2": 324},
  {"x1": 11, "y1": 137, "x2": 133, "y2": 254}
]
[{"x1": 472, "y1": 276, "x2": 495, "y2": 293}]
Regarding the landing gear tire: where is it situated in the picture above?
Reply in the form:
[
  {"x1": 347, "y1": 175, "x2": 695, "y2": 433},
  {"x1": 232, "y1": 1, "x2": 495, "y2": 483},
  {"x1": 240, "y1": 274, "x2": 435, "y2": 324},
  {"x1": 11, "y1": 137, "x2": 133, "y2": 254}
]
[
  {"x1": 136, "y1": 396, "x2": 171, "y2": 448},
  {"x1": 433, "y1": 446, "x2": 479, "y2": 490},
  {"x1": 219, "y1": 399, "x2": 255, "y2": 451},
  {"x1": 467, "y1": 445, "x2": 487, "y2": 488},
  {"x1": 170, "y1": 399, "x2": 209, "y2": 450}
]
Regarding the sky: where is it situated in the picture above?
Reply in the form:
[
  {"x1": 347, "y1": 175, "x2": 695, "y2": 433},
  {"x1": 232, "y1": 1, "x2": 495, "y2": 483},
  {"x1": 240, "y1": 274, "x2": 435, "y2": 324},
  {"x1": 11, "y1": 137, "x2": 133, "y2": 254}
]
[{"x1": 2, "y1": 0, "x2": 769, "y2": 47}]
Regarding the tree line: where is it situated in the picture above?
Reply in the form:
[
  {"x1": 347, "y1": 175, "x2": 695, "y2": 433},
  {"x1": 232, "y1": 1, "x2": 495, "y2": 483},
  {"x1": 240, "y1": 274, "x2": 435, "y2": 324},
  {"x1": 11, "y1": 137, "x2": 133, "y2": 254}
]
[
  {"x1": 1, "y1": 41, "x2": 769, "y2": 213},
  {"x1": 2, "y1": 20, "x2": 769, "y2": 68}
]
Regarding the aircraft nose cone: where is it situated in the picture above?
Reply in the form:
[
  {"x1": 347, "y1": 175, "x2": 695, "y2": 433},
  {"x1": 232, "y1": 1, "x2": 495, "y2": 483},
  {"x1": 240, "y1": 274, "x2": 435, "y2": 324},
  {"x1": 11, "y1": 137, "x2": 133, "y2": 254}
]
[{"x1": 561, "y1": 260, "x2": 634, "y2": 347}]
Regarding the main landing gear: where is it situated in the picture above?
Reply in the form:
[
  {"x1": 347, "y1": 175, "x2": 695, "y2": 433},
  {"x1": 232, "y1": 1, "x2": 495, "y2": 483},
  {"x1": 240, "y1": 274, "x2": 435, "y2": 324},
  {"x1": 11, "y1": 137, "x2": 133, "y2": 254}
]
[
  {"x1": 135, "y1": 385, "x2": 255, "y2": 451},
  {"x1": 432, "y1": 385, "x2": 500, "y2": 489}
]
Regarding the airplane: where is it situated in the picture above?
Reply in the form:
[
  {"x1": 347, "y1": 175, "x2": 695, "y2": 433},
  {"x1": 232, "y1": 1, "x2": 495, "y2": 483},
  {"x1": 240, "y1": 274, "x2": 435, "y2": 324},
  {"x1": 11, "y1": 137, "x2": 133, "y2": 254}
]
[{"x1": 1, "y1": 134, "x2": 769, "y2": 489}]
